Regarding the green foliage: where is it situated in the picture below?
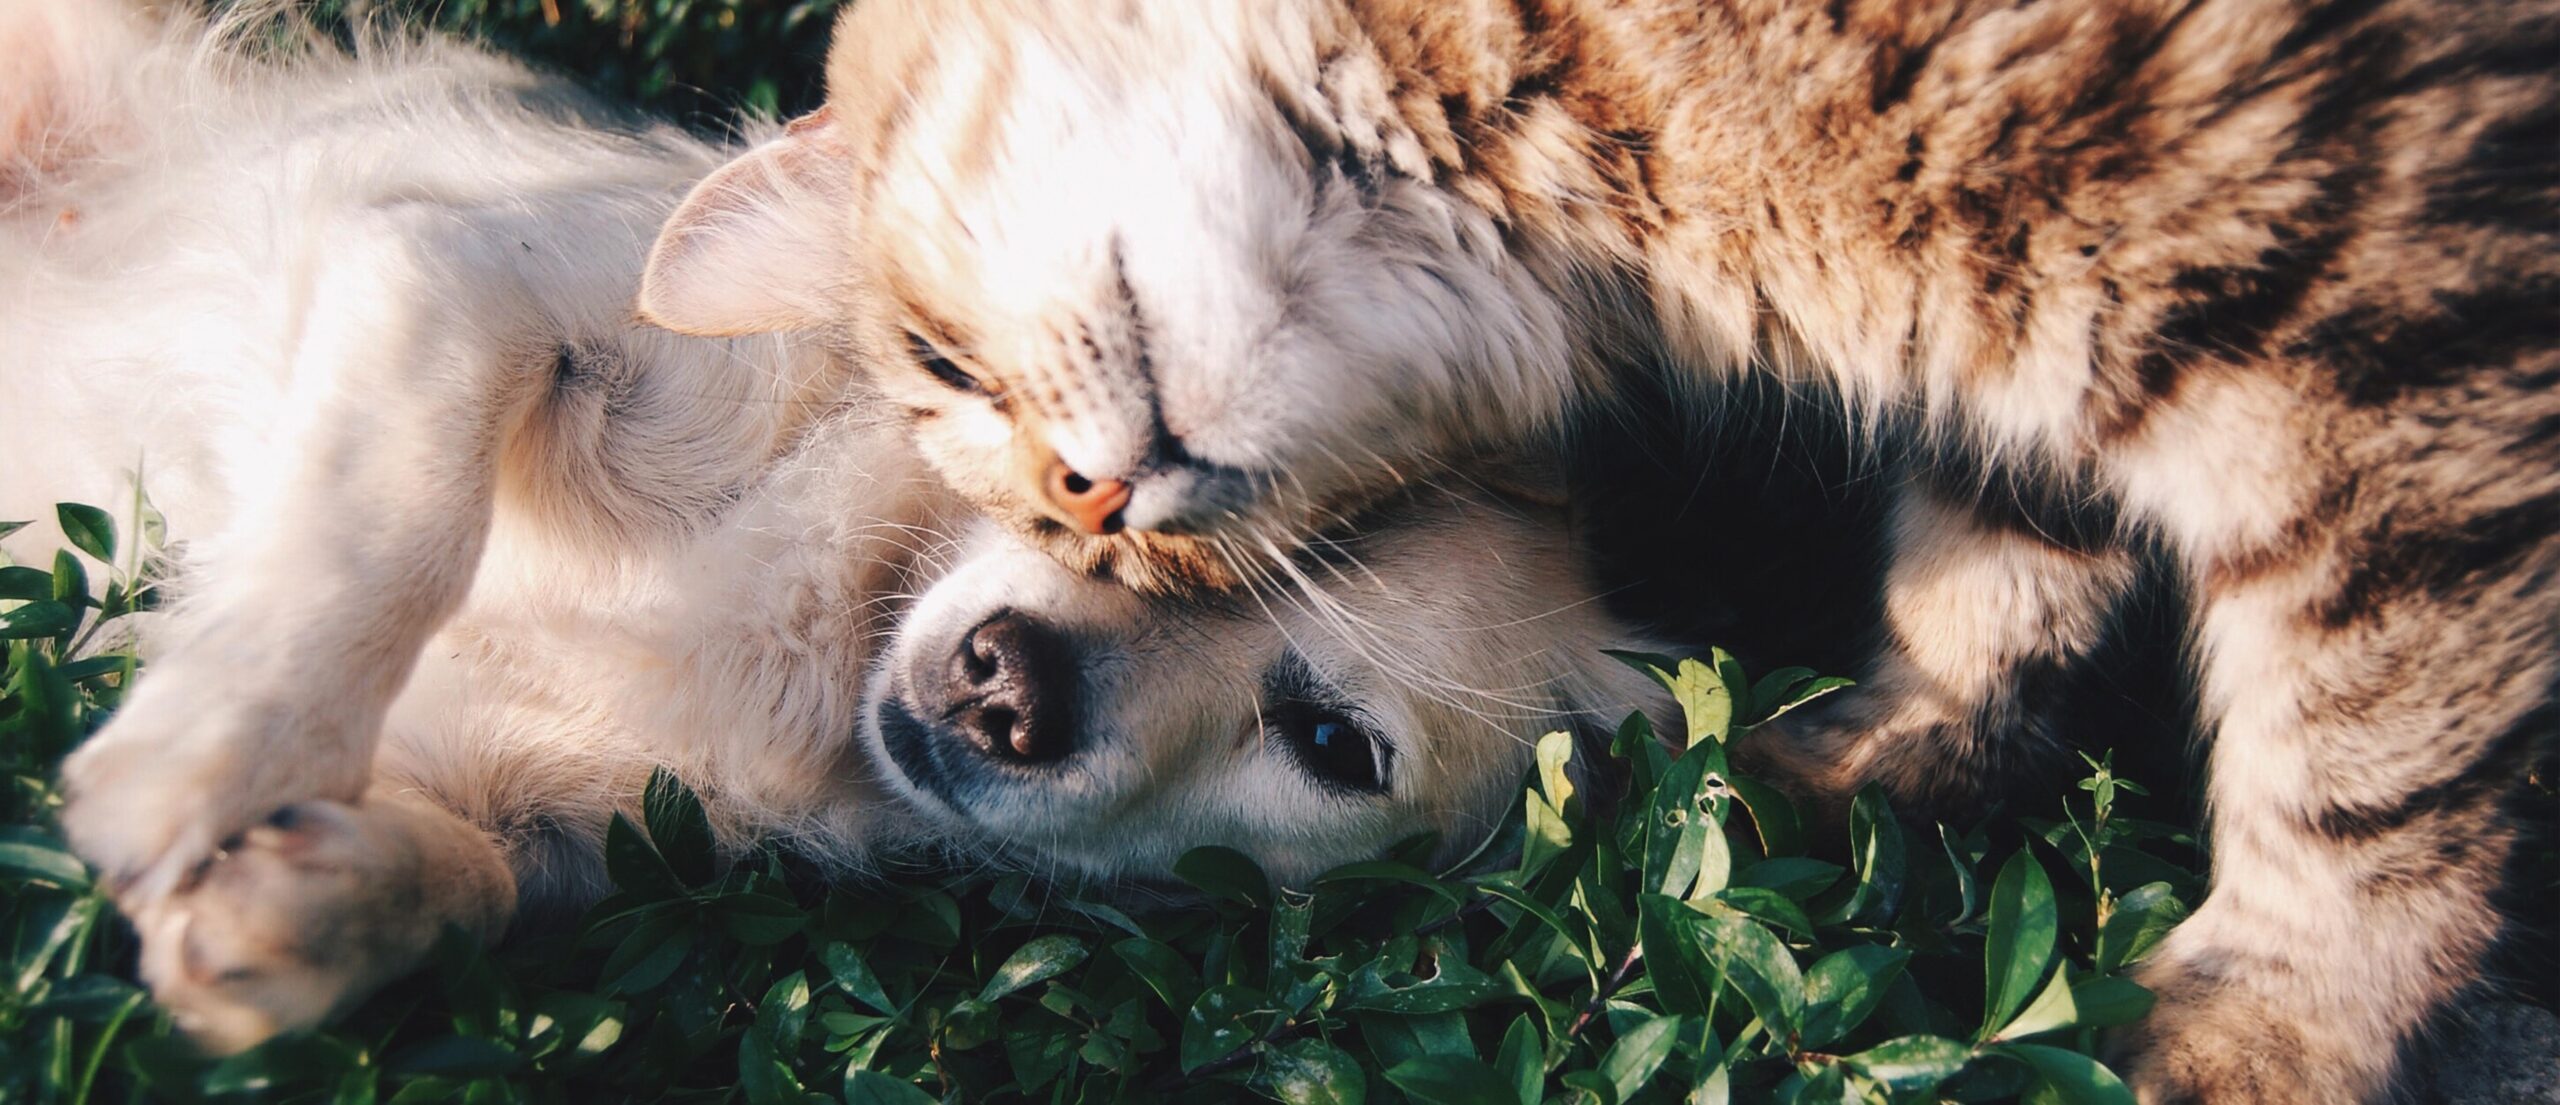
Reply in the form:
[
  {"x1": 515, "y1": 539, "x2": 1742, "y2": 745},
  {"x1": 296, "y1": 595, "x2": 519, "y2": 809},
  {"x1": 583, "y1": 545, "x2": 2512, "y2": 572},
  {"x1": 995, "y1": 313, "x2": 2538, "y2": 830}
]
[
  {"x1": 2, "y1": 508, "x2": 2224, "y2": 1102},
  {"x1": 221, "y1": 0, "x2": 849, "y2": 123}
]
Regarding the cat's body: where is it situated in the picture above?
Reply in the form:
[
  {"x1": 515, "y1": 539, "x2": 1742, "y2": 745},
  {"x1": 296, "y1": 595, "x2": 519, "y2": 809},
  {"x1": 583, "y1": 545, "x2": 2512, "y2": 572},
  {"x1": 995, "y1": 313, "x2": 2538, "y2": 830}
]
[{"x1": 641, "y1": 1, "x2": 2560, "y2": 1100}]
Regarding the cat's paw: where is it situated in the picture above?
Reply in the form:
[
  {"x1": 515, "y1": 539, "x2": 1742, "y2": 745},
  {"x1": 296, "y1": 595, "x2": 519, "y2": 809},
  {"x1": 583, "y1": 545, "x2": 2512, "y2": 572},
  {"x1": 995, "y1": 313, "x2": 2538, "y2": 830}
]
[
  {"x1": 129, "y1": 801, "x2": 443, "y2": 1055},
  {"x1": 57, "y1": 674, "x2": 368, "y2": 904},
  {"x1": 2111, "y1": 958, "x2": 2391, "y2": 1105}
]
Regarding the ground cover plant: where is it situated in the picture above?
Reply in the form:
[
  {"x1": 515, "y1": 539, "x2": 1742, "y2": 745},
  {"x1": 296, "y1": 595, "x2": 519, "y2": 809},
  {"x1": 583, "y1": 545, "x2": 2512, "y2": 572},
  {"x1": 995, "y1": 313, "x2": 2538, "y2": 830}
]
[{"x1": 0, "y1": 496, "x2": 2225, "y2": 1103}]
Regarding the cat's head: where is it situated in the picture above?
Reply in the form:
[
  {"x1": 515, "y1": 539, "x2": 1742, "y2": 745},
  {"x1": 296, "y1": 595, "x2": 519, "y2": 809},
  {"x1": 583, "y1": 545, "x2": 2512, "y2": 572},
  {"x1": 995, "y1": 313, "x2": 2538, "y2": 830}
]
[
  {"x1": 859, "y1": 481, "x2": 1670, "y2": 887},
  {"x1": 638, "y1": 0, "x2": 1578, "y2": 594}
]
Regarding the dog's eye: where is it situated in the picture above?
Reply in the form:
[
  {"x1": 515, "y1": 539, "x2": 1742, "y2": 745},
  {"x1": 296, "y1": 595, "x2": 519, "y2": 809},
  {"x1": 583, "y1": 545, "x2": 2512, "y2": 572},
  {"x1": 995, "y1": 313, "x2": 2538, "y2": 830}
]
[
  {"x1": 905, "y1": 332, "x2": 987, "y2": 394},
  {"x1": 1274, "y1": 707, "x2": 1389, "y2": 795}
]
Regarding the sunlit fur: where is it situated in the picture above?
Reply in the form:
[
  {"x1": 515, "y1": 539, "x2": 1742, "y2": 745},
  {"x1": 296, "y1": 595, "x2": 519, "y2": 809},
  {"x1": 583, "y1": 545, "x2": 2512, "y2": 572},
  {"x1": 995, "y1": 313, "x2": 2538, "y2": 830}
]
[
  {"x1": 644, "y1": 2, "x2": 2560, "y2": 1100},
  {"x1": 1, "y1": 2, "x2": 1671, "y2": 1055}
]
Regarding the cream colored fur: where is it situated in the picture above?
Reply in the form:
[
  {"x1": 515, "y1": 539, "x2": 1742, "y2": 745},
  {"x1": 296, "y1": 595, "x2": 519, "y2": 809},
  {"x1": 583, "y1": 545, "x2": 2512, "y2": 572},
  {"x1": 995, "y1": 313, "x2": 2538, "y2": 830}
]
[{"x1": 1, "y1": 1, "x2": 1672, "y2": 1054}]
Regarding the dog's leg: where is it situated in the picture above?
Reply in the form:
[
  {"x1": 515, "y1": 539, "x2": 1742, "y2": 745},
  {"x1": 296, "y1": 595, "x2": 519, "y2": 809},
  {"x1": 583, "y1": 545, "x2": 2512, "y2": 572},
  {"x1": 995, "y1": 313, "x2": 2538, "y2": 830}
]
[
  {"x1": 131, "y1": 791, "x2": 515, "y2": 1055},
  {"x1": 60, "y1": 210, "x2": 556, "y2": 903},
  {"x1": 1742, "y1": 478, "x2": 2138, "y2": 824}
]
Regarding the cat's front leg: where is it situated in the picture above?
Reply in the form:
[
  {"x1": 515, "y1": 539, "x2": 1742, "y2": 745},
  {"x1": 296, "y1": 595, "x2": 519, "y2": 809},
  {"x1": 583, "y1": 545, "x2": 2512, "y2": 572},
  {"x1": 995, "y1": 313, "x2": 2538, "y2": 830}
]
[
  {"x1": 2108, "y1": 506, "x2": 2552, "y2": 1104},
  {"x1": 1740, "y1": 477, "x2": 2139, "y2": 823},
  {"x1": 131, "y1": 792, "x2": 514, "y2": 1054},
  {"x1": 59, "y1": 211, "x2": 556, "y2": 904}
]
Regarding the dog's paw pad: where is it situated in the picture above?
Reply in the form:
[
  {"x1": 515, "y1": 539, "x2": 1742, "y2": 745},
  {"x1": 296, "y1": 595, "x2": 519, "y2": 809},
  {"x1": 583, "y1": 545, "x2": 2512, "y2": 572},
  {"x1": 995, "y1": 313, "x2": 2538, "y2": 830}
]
[{"x1": 130, "y1": 800, "x2": 403, "y2": 1055}]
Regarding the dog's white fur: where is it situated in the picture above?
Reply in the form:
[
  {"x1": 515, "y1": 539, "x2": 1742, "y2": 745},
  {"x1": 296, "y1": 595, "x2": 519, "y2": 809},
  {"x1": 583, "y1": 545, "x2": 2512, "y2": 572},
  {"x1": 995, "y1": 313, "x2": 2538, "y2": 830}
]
[{"x1": 1, "y1": 1, "x2": 1670, "y2": 1053}]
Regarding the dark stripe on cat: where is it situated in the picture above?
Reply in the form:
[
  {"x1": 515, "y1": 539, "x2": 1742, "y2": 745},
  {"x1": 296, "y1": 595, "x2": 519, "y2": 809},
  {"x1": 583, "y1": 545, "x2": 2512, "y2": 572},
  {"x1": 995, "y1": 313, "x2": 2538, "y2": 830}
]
[
  {"x1": 2311, "y1": 699, "x2": 2554, "y2": 843},
  {"x1": 2420, "y1": 100, "x2": 2560, "y2": 237},
  {"x1": 1914, "y1": 450, "x2": 2122, "y2": 558},
  {"x1": 2318, "y1": 491, "x2": 2560, "y2": 629},
  {"x1": 2298, "y1": 277, "x2": 2560, "y2": 408}
]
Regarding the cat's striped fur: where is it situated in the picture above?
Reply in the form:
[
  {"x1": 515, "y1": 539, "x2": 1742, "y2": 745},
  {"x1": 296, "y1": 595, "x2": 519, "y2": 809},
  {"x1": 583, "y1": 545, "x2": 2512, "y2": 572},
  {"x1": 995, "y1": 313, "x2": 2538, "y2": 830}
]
[{"x1": 638, "y1": 1, "x2": 2558, "y2": 1100}]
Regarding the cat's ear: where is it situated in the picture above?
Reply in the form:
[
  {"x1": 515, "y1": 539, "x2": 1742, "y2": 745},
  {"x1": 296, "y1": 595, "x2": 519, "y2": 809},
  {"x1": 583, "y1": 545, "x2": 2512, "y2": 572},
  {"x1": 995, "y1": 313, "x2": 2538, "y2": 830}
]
[{"x1": 637, "y1": 109, "x2": 855, "y2": 336}]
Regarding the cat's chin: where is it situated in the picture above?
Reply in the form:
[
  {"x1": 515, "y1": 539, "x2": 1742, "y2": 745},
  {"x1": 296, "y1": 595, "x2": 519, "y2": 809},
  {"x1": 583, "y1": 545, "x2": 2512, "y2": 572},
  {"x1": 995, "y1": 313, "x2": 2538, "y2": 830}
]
[{"x1": 1012, "y1": 521, "x2": 1250, "y2": 596}]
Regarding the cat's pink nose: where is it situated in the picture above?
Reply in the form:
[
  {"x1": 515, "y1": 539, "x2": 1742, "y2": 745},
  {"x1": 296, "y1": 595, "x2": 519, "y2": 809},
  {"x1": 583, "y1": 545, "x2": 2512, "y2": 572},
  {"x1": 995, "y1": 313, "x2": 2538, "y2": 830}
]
[{"x1": 1043, "y1": 462, "x2": 1130, "y2": 535}]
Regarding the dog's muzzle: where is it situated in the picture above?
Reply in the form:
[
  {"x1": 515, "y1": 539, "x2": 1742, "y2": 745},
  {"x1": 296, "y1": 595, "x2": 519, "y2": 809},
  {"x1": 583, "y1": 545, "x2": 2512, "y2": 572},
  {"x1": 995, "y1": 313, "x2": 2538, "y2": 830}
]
[{"x1": 876, "y1": 609, "x2": 1083, "y2": 812}]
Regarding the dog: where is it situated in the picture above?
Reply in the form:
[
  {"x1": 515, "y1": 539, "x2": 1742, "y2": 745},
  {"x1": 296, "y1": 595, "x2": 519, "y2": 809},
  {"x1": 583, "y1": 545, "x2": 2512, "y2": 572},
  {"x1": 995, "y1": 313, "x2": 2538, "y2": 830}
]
[{"x1": 0, "y1": 1, "x2": 1672, "y2": 1053}]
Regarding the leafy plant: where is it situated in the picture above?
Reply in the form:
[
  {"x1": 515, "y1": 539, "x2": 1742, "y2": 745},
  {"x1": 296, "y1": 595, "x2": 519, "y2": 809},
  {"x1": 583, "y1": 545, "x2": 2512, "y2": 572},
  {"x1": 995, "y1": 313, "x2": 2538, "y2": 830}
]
[
  {"x1": 218, "y1": 0, "x2": 851, "y2": 124},
  {"x1": 3, "y1": 506, "x2": 2216, "y2": 1102}
]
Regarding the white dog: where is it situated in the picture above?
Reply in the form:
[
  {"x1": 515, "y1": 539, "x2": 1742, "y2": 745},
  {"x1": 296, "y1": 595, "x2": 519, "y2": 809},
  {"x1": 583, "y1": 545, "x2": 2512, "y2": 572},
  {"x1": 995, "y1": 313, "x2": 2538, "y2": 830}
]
[{"x1": 0, "y1": 1, "x2": 1670, "y2": 1053}]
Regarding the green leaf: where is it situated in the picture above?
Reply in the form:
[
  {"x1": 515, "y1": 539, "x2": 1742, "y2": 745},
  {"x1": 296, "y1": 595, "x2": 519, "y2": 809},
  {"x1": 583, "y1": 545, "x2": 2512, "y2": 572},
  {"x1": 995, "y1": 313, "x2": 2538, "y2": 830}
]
[
  {"x1": 1728, "y1": 776, "x2": 1804, "y2": 858},
  {"x1": 1748, "y1": 667, "x2": 1820, "y2": 717},
  {"x1": 1598, "y1": 1013, "x2": 1683, "y2": 1103},
  {"x1": 386, "y1": 1035, "x2": 522, "y2": 1078},
  {"x1": 0, "y1": 565, "x2": 51, "y2": 601},
  {"x1": 55, "y1": 503, "x2": 113, "y2": 562},
  {"x1": 1180, "y1": 985, "x2": 1279, "y2": 1073},
  {"x1": 1992, "y1": 1043, "x2": 2136, "y2": 1105},
  {"x1": 939, "y1": 997, "x2": 998, "y2": 1050},
  {"x1": 1639, "y1": 893, "x2": 1718, "y2": 1018},
  {"x1": 757, "y1": 969, "x2": 813, "y2": 1047},
  {"x1": 1990, "y1": 963, "x2": 2079, "y2": 1042},
  {"x1": 1671, "y1": 656, "x2": 1735, "y2": 747},
  {"x1": 1522, "y1": 788, "x2": 1576, "y2": 880},
  {"x1": 2095, "y1": 882, "x2": 2188, "y2": 973},
  {"x1": 1536, "y1": 729, "x2": 1579, "y2": 819},
  {"x1": 1736, "y1": 857, "x2": 1842, "y2": 902},
  {"x1": 1798, "y1": 946, "x2": 1911, "y2": 1048},
  {"x1": 1706, "y1": 886, "x2": 1816, "y2": 940},
  {"x1": 597, "y1": 911, "x2": 690, "y2": 994},
  {"x1": 641, "y1": 767, "x2": 715, "y2": 886},
  {"x1": 1938, "y1": 823, "x2": 1986, "y2": 926},
  {"x1": 844, "y1": 1069, "x2": 939, "y2": 1105},
  {"x1": 1384, "y1": 1055, "x2": 1517, "y2": 1105},
  {"x1": 980, "y1": 934, "x2": 1089, "y2": 1002},
  {"x1": 1646, "y1": 739, "x2": 1732, "y2": 900},
  {"x1": 1756, "y1": 677, "x2": 1854, "y2": 725},
  {"x1": 51, "y1": 550, "x2": 88, "y2": 608},
  {"x1": 1822, "y1": 786, "x2": 1906, "y2": 926},
  {"x1": 1344, "y1": 950, "x2": 1504, "y2": 1014},
  {"x1": 1980, "y1": 851, "x2": 2060, "y2": 1041},
  {"x1": 1845, "y1": 1035, "x2": 1972, "y2": 1096},
  {"x1": 0, "y1": 600, "x2": 76, "y2": 639},
  {"x1": 1113, "y1": 937, "x2": 1204, "y2": 1012},
  {"x1": 1174, "y1": 845, "x2": 1269, "y2": 907},
  {"x1": 820, "y1": 942, "x2": 895, "y2": 1014},
  {"x1": 1317, "y1": 859, "x2": 1466, "y2": 906},
  {"x1": 2065, "y1": 976, "x2": 2156, "y2": 1030},
  {"x1": 601, "y1": 812, "x2": 685, "y2": 899},
  {"x1": 1259, "y1": 1038, "x2": 1367, "y2": 1105},
  {"x1": 715, "y1": 890, "x2": 806, "y2": 945},
  {"x1": 0, "y1": 827, "x2": 90, "y2": 888},
  {"x1": 0, "y1": 519, "x2": 26, "y2": 542},
  {"x1": 1494, "y1": 1014, "x2": 1542, "y2": 1105},
  {"x1": 1640, "y1": 894, "x2": 1803, "y2": 1034},
  {"x1": 1007, "y1": 1025, "x2": 1082, "y2": 1091}
]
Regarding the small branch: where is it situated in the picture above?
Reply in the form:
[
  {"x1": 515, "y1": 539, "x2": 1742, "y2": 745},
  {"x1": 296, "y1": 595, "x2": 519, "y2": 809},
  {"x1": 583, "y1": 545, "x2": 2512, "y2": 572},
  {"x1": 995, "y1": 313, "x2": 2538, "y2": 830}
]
[{"x1": 1564, "y1": 944, "x2": 1645, "y2": 1041}]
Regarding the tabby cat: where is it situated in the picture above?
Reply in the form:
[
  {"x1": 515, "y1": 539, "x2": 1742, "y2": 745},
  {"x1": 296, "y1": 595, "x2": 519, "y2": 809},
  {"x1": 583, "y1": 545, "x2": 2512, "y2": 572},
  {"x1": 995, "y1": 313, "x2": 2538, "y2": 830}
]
[{"x1": 635, "y1": 1, "x2": 2559, "y2": 1100}]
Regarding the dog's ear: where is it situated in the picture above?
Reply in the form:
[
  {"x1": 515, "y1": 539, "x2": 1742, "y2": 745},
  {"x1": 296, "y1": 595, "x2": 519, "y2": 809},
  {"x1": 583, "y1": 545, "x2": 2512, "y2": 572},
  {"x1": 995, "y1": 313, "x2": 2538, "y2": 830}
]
[{"x1": 637, "y1": 109, "x2": 854, "y2": 336}]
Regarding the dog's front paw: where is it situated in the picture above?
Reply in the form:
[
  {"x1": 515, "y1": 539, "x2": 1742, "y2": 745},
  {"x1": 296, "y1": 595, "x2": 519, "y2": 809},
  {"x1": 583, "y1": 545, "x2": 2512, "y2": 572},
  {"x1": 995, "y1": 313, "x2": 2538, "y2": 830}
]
[
  {"x1": 130, "y1": 801, "x2": 452, "y2": 1054},
  {"x1": 2110, "y1": 957, "x2": 2392, "y2": 1105},
  {"x1": 58, "y1": 675, "x2": 369, "y2": 903}
]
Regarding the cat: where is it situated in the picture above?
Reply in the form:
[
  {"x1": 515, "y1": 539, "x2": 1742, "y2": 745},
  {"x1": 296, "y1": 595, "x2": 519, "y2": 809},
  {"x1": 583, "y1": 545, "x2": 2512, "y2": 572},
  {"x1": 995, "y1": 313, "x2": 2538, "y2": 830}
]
[
  {"x1": 5, "y1": 0, "x2": 1672, "y2": 1052},
  {"x1": 634, "y1": 1, "x2": 2560, "y2": 1100}
]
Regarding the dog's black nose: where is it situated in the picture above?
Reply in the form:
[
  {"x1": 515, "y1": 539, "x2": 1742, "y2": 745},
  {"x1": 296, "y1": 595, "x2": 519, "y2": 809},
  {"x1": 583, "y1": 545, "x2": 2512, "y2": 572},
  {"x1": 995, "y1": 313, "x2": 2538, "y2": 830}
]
[{"x1": 944, "y1": 609, "x2": 1076, "y2": 763}]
